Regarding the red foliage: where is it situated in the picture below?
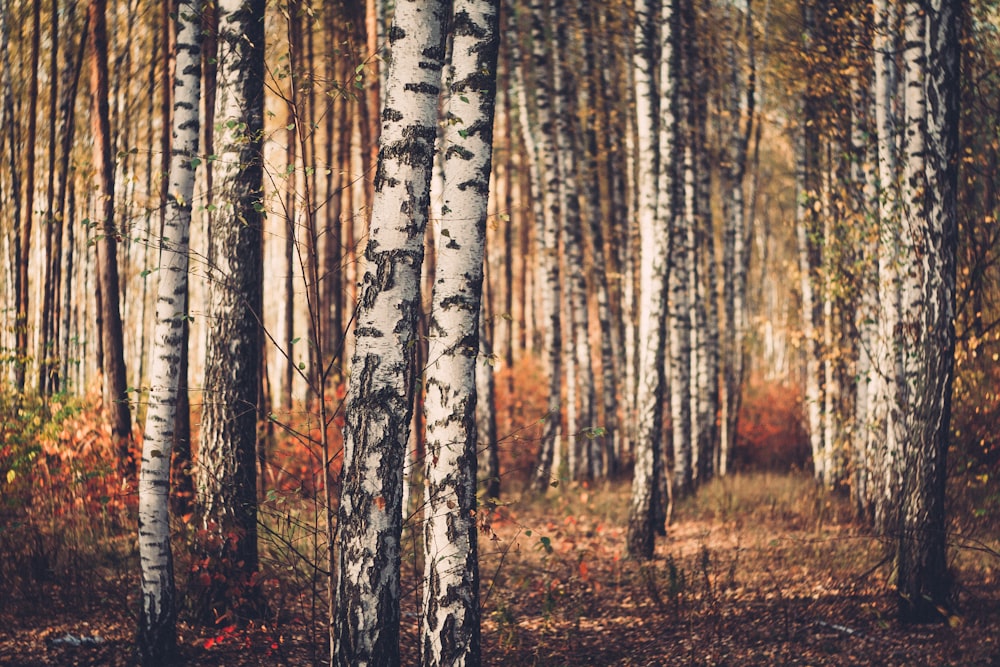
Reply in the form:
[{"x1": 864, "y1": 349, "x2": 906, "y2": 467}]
[
  {"x1": 734, "y1": 376, "x2": 811, "y2": 471},
  {"x1": 261, "y1": 393, "x2": 346, "y2": 498},
  {"x1": 492, "y1": 355, "x2": 549, "y2": 483}
]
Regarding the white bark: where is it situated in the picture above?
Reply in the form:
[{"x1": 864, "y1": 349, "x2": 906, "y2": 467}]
[
  {"x1": 894, "y1": 0, "x2": 958, "y2": 621},
  {"x1": 137, "y1": 1, "x2": 200, "y2": 661},
  {"x1": 795, "y1": 2, "x2": 825, "y2": 482},
  {"x1": 551, "y1": 0, "x2": 596, "y2": 482},
  {"x1": 334, "y1": 1, "x2": 448, "y2": 664},
  {"x1": 628, "y1": 0, "x2": 672, "y2": 558},
  {"x1": 527, "y1": 0, "x2": 563, "y2": 492},
  {"x1": 870, "y1": 0, "x2": 900, "y2": 530},
  {"x1": 421, "y1": 0, "x2": 498, "y2": 663},
  {"x1": 671, "y1": 9, "x2": 693, "y2": 495}
]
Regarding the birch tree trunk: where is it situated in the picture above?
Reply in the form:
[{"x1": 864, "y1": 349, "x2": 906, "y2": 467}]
[
  {"x1": 583, "y1": 0, "x2": 619, "y2": 478},
  {"x1": 870, "y1": 0, "x2": 901, "y2": 530},
  {"x1": 551, "y1": 0, "x2": 596, "y2": 482},
  {"x1": 795, "y1": 0, "x2": 825, "y2": 483},
  {"x1": 137, "y1": 1, "x2": 200, "y2": 661},
  {"x1": 48, "y1": 2, "x2": 87, "y2": 396},
  {"x1": 720, "y1": 0, "x2": 755, "y2": 477},
  {"x1": 850, "y1": 21, "x2": 878, "y2": 516},
  {"x1": 627, "y1": 0, "x2": 672, "y2": 559},
  {"x1": 894, "y1": 0, "x2": 959, "y2": 622},
  {"x1": 527, "y1": 0, "x2": 564, "y2": 493},
  {"x1": 421, "y1": 4, "x2": 499, "y2": 663},
  {"x1": 196, "y1": 0, "x2": 265, "y2": 623},
  {"x1": 669, "y1": 0, "x2": 693, "y2": 498},
  {"x1": 13, "y1": 0, "x2": 40, "y2": 394},
  {"x1": 334, "y1": 1, "x2": 447, "y2": 663}
]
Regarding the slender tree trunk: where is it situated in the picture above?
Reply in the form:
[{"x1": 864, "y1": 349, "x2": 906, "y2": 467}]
[
  {"x1": 39, "y1": 0, "x2": 60, "y2": 396},
  {"x1": 334, "y1": 2, "x2": 447, "y2": 663},
  {"x1": 719, "y1": 0, "x2": 755, "y2": 477},
  {"x1": 870, "y1": 0, "x2": 900, "y2": 530},
  {"x1": 137, "y1": 1, "x2": 201, "y2": 661},
  {"x1": 17, "y1": 0, "x2": 41, "y2": 394},
  {"x1": 628, "y1": 0, "x2": 672, "y2": 559},
  {"x1": 0, "y1": 0, "x2": 21, "y2": 390},
  {"x1": 551, "y1": 0, "x2": 594, "y2": 482},
  {"x1": 89, "y1": 0, "x2": 133, "y2": 475},
  {"x1": 527, "y1": 0, "x2": 563, "y2": 493},
  {"x1": 795, "y1": 0, "x2": 825, "y2": 483},
  {"x1": 48, "y1": 1, "x2": 87, "y2": 396},
  {"x1": 582, "y1": 0, "x2": 617, "y2": 479},
  {"x1": 421, "y1": 5, "x2": 499, "y2": 662}
]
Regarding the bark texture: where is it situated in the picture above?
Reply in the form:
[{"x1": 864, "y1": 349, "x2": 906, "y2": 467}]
[
  {"x1": 421, "y1": 4, "x2": 499, "y2": 663},
  {"x1": 334, "y1": 2, "x2": 448, "y2": 664},
  {"x1": 137, "y1": 0, "x2": 201, "y2": 662},
  {"x1": 196, "y1": 0, "x2": 265, "y2": 623},
  {"x1": 894, "y1": 0, "x2": 959, "y2": 623}
]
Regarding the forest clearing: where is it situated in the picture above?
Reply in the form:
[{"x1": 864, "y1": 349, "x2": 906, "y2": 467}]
[{"x1": 2, "y1": 0, "x2": 999, "y2": 663}]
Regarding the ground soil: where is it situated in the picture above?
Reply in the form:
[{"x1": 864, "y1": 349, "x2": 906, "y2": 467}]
[{"x1": 1, "y1": 472, "x2": 998, "y2": 666}]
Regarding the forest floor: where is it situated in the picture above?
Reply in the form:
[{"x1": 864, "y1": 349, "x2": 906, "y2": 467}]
[{"x1": 1, "y1": 470, "x2": 999, "y2": 666}]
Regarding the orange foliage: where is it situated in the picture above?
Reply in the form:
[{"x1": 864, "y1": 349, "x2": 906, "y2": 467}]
[
  {"x1": 261, "y1": 393, "x2": 346, "y2": 499},
  {"x1": 734, "y1": 375, "x2": 810, "y2": 471},
  {"x1": 492, "y1": 354, "x2": 549, "y2": 484}
]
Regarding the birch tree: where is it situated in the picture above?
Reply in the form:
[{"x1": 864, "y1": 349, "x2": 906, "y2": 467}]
[
  {"x1": 720, "y1": 0, "x2": 756, "y2": 477},
  {"x1": 627, "y1": 0, "x2": 672, "y2": 559},
  {"x1": 136, "y1": 0, "x2": 200, "y2": 661},
  {"x1": 527, "y1": 0, "x2": 564, "y2": 493},
  {"x1": 196, "y1": 0, "x2": 265, "y2": 622},
  {"x1": 421, "y1": 3, "x2": 499, "y2": 662},
  {"x1": 893, "y1": 0, "x2": 959, "y2": 622},
  {"x1": 551, "y1": 0, "x2": 597, "y2": 482},
  {"x1": 794, "y1": 0, "x2": 826, "y2": 483},
  {"x1": 334, "y1": 1, "x2": 447, "y2": 663}
]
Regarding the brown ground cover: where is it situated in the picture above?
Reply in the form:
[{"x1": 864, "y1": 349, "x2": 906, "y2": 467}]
[{"x1": 2, "y1": 471, "x2": 998, "y2": 666}]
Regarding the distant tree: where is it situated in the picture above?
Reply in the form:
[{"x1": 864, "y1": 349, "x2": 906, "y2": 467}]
[
  {"x1": 88, "y1": 0, "x2": 133, "y2": 474},
  {"x1": 15, "y1": 0, "x2": 40, "y2": 395},
  {"x1": 794, "y1": 0, "x2": 825, "y2": 485},
  {"x1": 195, "y1": 0, "x2": 265, "y2": 623},
  {"x1": 136, "y1": 0, "x2": 201, "y2": 662},
  {"x1": 719, "y1": 0, "x2": 756, "y2": 477},
  {"x1": 333, "y1": 0, "x2": 447, "y2": 663},
  {"x1": 527, "y1": 0, "x2": 564, "y2": 493}
]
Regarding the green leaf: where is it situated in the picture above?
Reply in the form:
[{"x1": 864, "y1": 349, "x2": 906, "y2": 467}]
[
  {"x1": 291, "y1": 337, "x2": 301, "y2": 345},
  {"x1": 459, "y1": 95, "x2": 469, "y2": 103}
]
